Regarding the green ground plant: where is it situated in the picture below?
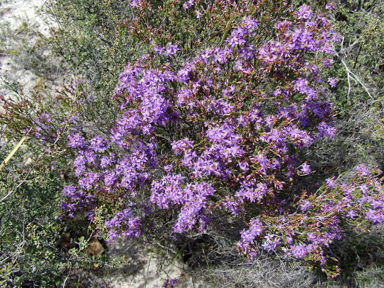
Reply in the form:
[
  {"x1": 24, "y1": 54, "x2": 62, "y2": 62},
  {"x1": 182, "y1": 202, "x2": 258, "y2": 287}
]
[{"x1": 0, "y1": 139, "x2": 66, "y2": 286}]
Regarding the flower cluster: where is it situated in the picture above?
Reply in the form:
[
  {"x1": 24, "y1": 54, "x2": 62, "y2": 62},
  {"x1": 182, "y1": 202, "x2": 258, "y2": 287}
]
[
  {"x1": 59, "y1": 185, "x2": 95, "y2": 219},
  {"x1": 105, "y1": 208, "x2": 142, "y2": 241},
  {"x1": 237, "y1": 165, "x2": 384, "y2": 277},
  {"x1": 163, "y1": 278, "x2": 178, "y2": 288}
]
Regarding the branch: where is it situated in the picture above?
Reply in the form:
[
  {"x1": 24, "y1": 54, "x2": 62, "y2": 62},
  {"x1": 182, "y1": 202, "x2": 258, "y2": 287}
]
[
  {"x1": 340, "y1": 58, "x2": 374, "y2": 100},
  {"x1": 0, "y1": 128, "x2": 32, "y2": 171},
  {"x1": 0, "y1": 124, "x2": 66, "y2": 204},
  {"x1": 334, "y1": 40, "x2": 374, "y2": 100}
]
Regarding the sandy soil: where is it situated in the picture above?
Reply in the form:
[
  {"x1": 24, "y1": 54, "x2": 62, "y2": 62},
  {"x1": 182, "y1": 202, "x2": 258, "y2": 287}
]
[
  {"x1": 105, "y1": 238, "x2": 206, "y2": 288},
  {"x1": 0, "y1": 0, "x2": 61, "y2": 98}
]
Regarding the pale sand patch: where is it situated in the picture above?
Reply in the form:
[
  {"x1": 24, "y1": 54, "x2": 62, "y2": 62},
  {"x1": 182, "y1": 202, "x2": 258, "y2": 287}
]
[
  {"x1": 0, "y1": 0, "x2": 52, "y2": 37},
  {"x1": 0, "y1": 0, "x2": 62, "y2": 97},
  {"x1": 104, "y1": 238, "x2": 207, "y2": 288}
]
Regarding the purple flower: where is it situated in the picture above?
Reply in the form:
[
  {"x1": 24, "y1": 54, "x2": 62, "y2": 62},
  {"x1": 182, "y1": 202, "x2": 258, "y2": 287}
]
[
  {"x1": 294, "y1": 78, "x2": 309, "y2": 95},
  {"x1": 165, "y1": 44, "x2": 180, "y2": 56},
  {"x1": 359, "y1": 184, "x2": 369, "y2": 194},
  {"x1": 90, "y1": 136, "x2": 109, "y2": 153},
  {"x1": 74, "y1": 155, "x2": 86, "y2": 176},
  {"x1": 317, "y1": 122, "x2": 336, "y2": 138},
  {"x1": 326, "y1": 177, "x2": 335, "y2": 188},
  {"x1": 104, "y1": 172, "x2": 117, "y2": 187},
  {"x1": 296, "y1": 5, "x2": 313, "y2": 20},
  {"x1": 228, "y1": 26, "x2": 247, "y2": 47},
  {"x1": 301, "y1": 200, "x2": 311, "y2": 212},
  {"x1": 239, "y1": 219, "x2": 264, "y2": 252},
  {"x1": 237, "y1": 114, "x2": 246, "y2": 126},
  {"x1": 68, "y1": 133, "x2": 86, "y2": 149},
  {"x1": 262, "y1": 234, "x2": 280, "y2": 251},
  {"x1": 79, "y1": 172, "x2": 100, "y2": 190},
  {"x1": 85, "y1": 151, "x2": 98, "y2": 165},
  {"x1": 69, "y1": 115, "x2": 78, "y2": 123},
  {"x1": 290, "y1": 243, "x2": 307, "y2": 259},
  {"x1": 63, "y1": 185, "x2": 77, "y2": 197},
  {"x1": 154, "y1": 45, "x2": 165, "y2": 55},
  {"x1": 356, "y1": 165, "x2": 370, "y2": 177},
  {"x1": 163, "y1": 278, "x2": 178, "y2": 288},
  {"x1": 327, "y1": 77, "x2": 338, "y2": 87},
  {"x1": 366, "y1": 209, "x2": 379, "y2": 224},
  {"x1": 347, "y1": 210, "x2": 357, "y2": 219},
  {"x1": 242, "y1": 18, "x2": 258, "y2": 31},
  {"x1": 325, "y1": 2, "x2": 335, "y2": 10},
  {"x1": 238, "y1": 161, "x2": 249, "y2": 172},
  {"x1": 301, "y1": 162, "x2": 311, "y2": 175},
  {"x1": 214, "y1": 48, "x2": 231, "y2": 64},
  {"x1": 164, "y1": 165, "x2": 173, "y2": 173},
  {"x1": 307, "y1": 232, "x2": 318, "y2": 243},
  {"x1": 100, "y1": 155, "x2": 115, "y2": 168},
  {"x1": 171, "y1": 139, "x2": 194, "y2": 155},
  {"x1": 183, "y1": 0, "x2": 193, "y2": 10}
]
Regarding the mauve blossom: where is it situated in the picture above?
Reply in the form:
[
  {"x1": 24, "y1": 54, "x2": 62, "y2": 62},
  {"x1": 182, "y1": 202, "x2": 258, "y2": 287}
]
[
  {"x1": 68, "y1": 133, "x2": 86, "y2": 149},
  {"x1": 296, "y1": 5, "x2": 313, "y2": 20},
  {"x1": 327, "y1": 77, "x2": 338, "y2": 87},
  {"x1": 291, "y1": 243, "x2": 307, "y2": 259},
  {"x1": 325, "y1": 3, "x2": 335, "y2": 10},
  {"x1": 301, "y1": 162, "x2": 311, "y2": 175}
]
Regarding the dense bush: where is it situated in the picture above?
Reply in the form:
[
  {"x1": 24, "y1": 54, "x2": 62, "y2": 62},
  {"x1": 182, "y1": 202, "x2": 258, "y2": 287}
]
[
  {"x1": 50, "y1": 0, "x2": 382, "y2": 279},
  {"x1": 1, "y1": 0, "x2": 384, "y2": 286}
]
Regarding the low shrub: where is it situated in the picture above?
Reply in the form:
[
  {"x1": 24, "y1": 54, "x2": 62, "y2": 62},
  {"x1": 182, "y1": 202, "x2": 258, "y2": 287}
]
[{"x1": 1, "y1": 0, "x2": 384, "y2": 286}]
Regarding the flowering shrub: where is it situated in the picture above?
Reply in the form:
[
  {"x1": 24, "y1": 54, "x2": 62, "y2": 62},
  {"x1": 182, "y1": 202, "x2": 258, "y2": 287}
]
[
  {"x1": 56, "y1": 0, "x2": 341, "y2": 276},
  {"x1": 2, "y1": 0, "x2": 382, "y2": 281}
]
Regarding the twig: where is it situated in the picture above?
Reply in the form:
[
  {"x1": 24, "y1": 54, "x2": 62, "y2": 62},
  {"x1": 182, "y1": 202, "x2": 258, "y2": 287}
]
[
  {"x1": 0, "y1": 156, "x2": 37, "y2": 203},
  {"x1": 340, "y1": 58, "x2": 374, "y2": 100},
  {"x1": 0, "y1": 128, "x2": 32, "y2": 171},
  {"x1": 62, "y1": 268, "x2": 71, "y2": 288},
  {"x1": 203, "y1": 249, "x2": 214, "y2": 288},
  {"x1": 0, "y1": 123, "x2": 65, "y2": 204}
]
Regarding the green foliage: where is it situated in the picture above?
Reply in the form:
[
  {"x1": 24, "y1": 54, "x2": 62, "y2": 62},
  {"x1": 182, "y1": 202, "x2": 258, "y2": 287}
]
[
  {"x1": 333, "y1": 1, "x2": 384, "y2": 108},
  {"x1": 0, "y1": 140, "x2": 64, "y2": 286},
  {"x1": 0, "y1": 140, "x2": 118, "y2": 287},
  {"x1": 295, "y1": 0, "x2": 384, "y2": 111},
  {"x1": 42, "y1": 0, "x2": 141, "y2": 128}
]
